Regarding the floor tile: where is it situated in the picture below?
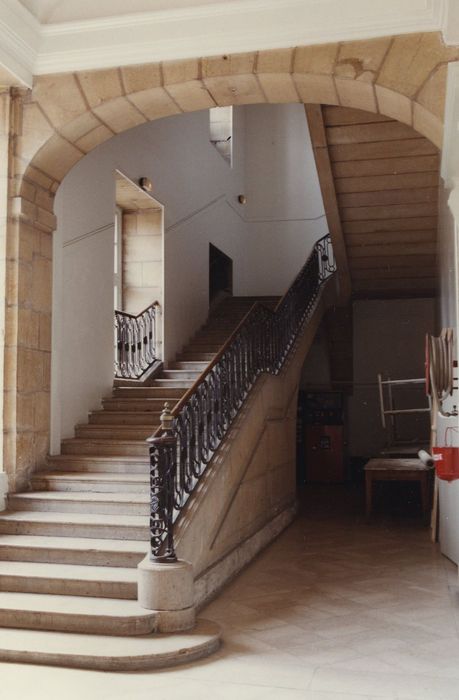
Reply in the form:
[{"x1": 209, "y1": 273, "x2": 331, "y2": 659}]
[{"x1": 1, "y1": 484, "x2": 457, "y2": 699}]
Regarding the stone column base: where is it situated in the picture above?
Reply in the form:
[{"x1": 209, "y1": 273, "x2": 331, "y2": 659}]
[{"x1": 137, "y1": 557, "x2": 195, "y2": 632}]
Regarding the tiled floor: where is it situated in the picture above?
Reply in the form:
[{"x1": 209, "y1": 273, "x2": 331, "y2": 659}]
[{"x1": 2, "y1": 484, "x2": 459, "y2": 700}]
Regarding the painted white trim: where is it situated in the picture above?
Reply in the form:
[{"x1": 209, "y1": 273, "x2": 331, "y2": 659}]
[
  {"x1": 164, "y1": 191, "x2": 326, "y2": 231},
  {"x1": 441, "y1": 61, "x2": 459, "y2": 187},
  {"x1": 62, "y1": 222, "x2": 114, "y2": 248},
  {"x1": 226, "y1": 197, "x2": 326, "y2": 224},
  {"x1": 0, "y1": 0, "x2": 39, "y2": 86},
  {"x1": 39, "y1": 0, "x2": 321, "y2": 33},
  {"x1": 0, "y1": 471, "x2": 7, "y2": 511},
  {"x1": 0, "y1": 0, "x2": 449, "y2": 79},
  {"x1": 441, "y1": 0, "x2": 459, "y2": 45},
  {"x1": 165, "y1": 194, "x2": 226, "y2": 233},
  {"x1": 447, "y1": 179, "x2": 459, "y2": 221}
]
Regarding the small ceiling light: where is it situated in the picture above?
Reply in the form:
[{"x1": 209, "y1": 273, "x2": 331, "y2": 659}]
[
  {"x1": 238, "y1": 194, "x2": 247, "y2": 205},
  {"x1": 139, "y1": 177, "x2": 153, "y2": 192}
]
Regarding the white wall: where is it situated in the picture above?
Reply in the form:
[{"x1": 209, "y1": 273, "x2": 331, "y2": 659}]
[
  {"x1": 52, "y1": 108, "x2": 248, "y2": 451},
  {"x1": 243, "y1": 104, "x2": 328, "y2": 295},
  {"x1": 52, "y1": 104, "x2": 326, "y2": 450}
]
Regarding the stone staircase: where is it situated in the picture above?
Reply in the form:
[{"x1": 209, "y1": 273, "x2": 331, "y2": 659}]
[{"x1": 0, "y1": 296, "x2": 277, "y2": 670}]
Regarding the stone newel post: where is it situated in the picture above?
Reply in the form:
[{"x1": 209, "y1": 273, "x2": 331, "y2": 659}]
[{"x1": 137, "y1": 403, "x2": 195, "y2": 632}]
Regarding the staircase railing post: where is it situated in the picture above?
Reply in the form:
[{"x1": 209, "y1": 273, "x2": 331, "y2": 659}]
[
  {"x1": 139, "y1": 403, "x2": 195, "y2": 632},
  {"x1": 146, "y1": 403, "x2": 177, "y2": 562}
]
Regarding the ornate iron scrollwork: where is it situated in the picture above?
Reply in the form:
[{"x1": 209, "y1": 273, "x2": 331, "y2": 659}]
[
  {"x1": 114, "y1": 301, "x2": 160, "y2": 379},
  {"x1": 148, "y1": 235, "x2": 336, "y2": 560}
]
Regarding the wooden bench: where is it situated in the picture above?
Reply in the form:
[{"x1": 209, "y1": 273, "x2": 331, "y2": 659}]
[{"x1": 364, "y1": 458, "x2": 434, "y2": 519}]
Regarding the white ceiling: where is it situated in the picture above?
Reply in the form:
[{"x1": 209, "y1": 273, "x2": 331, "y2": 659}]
[
  {"x1": 0, "y1": 0, "x2": 456, "y2": 88},
  {"x1": 18, "y1": 0, "x2": 233, "y2": 24}
]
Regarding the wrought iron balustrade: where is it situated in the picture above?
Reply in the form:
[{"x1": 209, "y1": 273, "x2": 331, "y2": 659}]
[
  {"x1": 148, "y1": 234, "x2": 336, "y2": 561},
  {"x1": 114, "y1": 301, "x2": 160, "y2": 379}
]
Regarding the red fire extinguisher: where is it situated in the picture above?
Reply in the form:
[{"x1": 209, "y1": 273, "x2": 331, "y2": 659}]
[{"x1": 433, "y1": 428, "x2": 459, "y2": 482}]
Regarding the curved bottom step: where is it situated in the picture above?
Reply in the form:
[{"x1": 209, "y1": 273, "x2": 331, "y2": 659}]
[{"x1": 0, "y1": 618, "x2": 221, "y2": 671}]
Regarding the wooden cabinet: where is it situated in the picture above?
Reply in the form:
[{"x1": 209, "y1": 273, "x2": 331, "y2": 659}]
[
  {"x1": 305, "y1": 424, "x2": 345, "y2": 482},
  {"x1": 297, "y1": 392, "x2": 345, "y2": 483}
]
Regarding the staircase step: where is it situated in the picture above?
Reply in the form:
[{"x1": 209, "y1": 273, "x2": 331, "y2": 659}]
[
  {"x1": 0, "y1": 592, "x2": 157, "y2": 636},
  {"x1": 0, "y1": 619, "x2": 220, "y2": 670},
  {"x1": 151, "y1": 379, "x2": 193, "y2": 388},
  {"x1": 89, "y1": 410, "x2": 161, "y2": 425},
  {"x1": 168, "y1": 361, "x2": 208, "y2": 370},
  {"x1": 0, "y1": 300, "x2": 262, "y2": 666},
  {"x1": 0, "y1": 534, "x2": 147, "y2": 566},
  {"x1": 75, "y1": 424, "x2": 157, "y2": 440},
  {"x1": 9, "y1": 491, "x2": 150, "y2": 516},
  {"x1": 47, "y1": 455, "x2": 149, "y2": 474},
  {"x1": 61, "y1": 438, "x2": 149, "y2": 457},
  {"x1": 0, "y1": 561, "x2": 138, "y2": 598},
  {"x1": 177, "y1": 352, "x2": 215, "y2": 362},
  {"x1": 102, "y1": 398, "x2": 177, "y2": 412},
  {"x1": 192, "y1": 331, "x2": 229, "y2": 340},
  {"x1": 201, "y1": 320, "x2": 242, "y2": 327},
  {"x1": 112, "y1": 387, "x2": 185, "y2": 399},
  {"x1": 112, "y1": 387, "x2": 183, "y2": 399},
  {"x1": 184, "y1": 343, "x2": 221, "y2": 351},
  {"x1": 0, "y1": 510, "x2": 149, "y2": 540},
  {"x1": 32, "y1": 471, "x2": 149, "y2": 493},
  {"x1": 160, "y1": 370, "x2": 200, "y2": 381}
]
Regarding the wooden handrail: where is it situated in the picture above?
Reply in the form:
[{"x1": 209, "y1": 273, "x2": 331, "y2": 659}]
[
  {"x1": 153, "y1": 233, "x2": 334, "y2": 434},
  {"x1": 115, "y1": 300, "x2": 161, "y2": 320},
  {"x1": 151, "y1": 300, "x2": 265, "y2": 437},
  {"x1": 172, "y1": 302, "x2": 262, "y2": 414}
]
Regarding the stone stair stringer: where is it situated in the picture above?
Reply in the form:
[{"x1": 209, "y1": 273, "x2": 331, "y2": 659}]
[{"x1": 173, "y1": 282, "x2": 337, "y2": 607}]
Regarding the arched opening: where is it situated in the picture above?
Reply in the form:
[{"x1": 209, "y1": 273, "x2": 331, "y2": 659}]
[
  {"x1": 0, "y1": 36, "x2": 457, "y2": 672},
  {"x1": 4, "y1": 35, "x2": 451, "y2": 494},
  {"x1": 48, "y1": 103, "x2": 326, "y2": 453}
]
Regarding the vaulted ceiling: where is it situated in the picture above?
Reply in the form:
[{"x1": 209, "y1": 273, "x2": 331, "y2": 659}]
[{"x1": 306, "y1": 105, "x2": 439, "y2": 299}]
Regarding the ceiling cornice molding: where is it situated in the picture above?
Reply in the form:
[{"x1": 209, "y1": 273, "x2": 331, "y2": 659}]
[
  {"x1": 34, "y1": 0, "x2": 446, "y2": 75},
  {"x1": 0, "y1": 0, "x2": 39, "y2": 86},
  {"x1": 39, "y1": 0, "x2": 318, "y2": 34},
  {"x1": 0, "y1": 0, "x2": 451, "y2": 81}
]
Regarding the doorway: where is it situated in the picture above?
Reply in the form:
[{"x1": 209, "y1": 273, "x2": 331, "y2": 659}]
[{"x1": 209, "y1": 243, "x2": 233, "y2": 306}]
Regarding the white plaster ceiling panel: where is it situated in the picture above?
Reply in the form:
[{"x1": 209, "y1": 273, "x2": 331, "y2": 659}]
[
  {"x1": 1, "y1": 0, "x2": 452, "y2": 87},
  {"x1": 18, "y1": 0, "x2": 233, "y2": 24}
]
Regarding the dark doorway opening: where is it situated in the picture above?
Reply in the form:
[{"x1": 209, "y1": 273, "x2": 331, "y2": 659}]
[{"x1": 209, "y1": 243, "x2": 233, "y2": 305}]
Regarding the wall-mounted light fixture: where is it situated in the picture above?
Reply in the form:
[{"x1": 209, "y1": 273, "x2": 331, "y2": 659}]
[
  {"x1": 139, "y1": 177, "x2": 153, "y2": 192},
  {"x1": 238, "y1": 194, "x2": 247, "y2": 205}
]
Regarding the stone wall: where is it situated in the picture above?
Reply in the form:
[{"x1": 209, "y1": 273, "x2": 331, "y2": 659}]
[{"x1": 122, "y1": 209, "x2": 163, "y2": 315}]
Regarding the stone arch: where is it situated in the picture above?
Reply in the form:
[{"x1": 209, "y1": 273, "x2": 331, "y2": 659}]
[{"x1": 4, "y1": 32, "x2": 458, "y2": 489}]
